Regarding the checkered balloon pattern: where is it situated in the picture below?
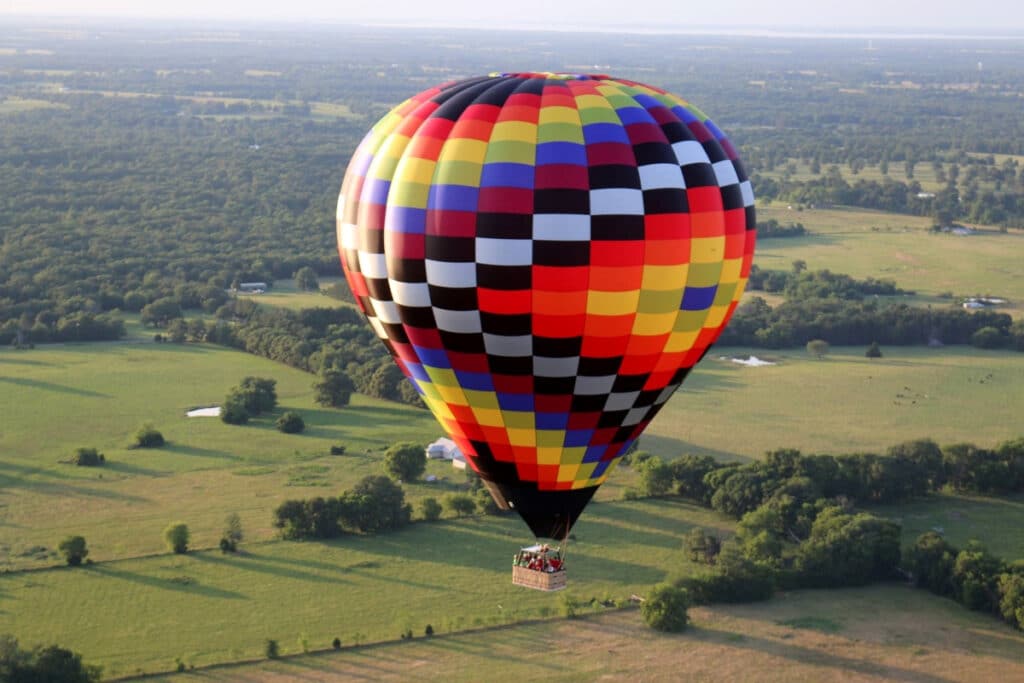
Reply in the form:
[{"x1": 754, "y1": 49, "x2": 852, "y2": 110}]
[{"x1": 338, "y1": 72, "x2": 755, "y2": 495}]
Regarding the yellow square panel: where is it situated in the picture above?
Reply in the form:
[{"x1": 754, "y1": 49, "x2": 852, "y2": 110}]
[
  {"x1": 536, "y1": 430, "x2": 565, "y2": 448},
  {"x1": 686, "y1": 262, "x2": 723, "y2": 288},
  {"x1": 537, "y1": 122, "x2": 584, "y2": 144},
  {"x1": 703, "y1": 305, "x2": 729, "y2": 328},
  {"x1": 436, "y1": 384, "x2": 469, "y2": 406},
  {"x1": 394, "y1": 157, "x2": 436, "y2": 185},
  {"x1": 665, "y1": 329, "x2": 699, "y2": 352},
  {"x1": 574, "y1": 462, "x2": 597, "y2": 481},
  {"x1": 538, "y1": 105, "x2": 580, "y2": 125},
  {"x1": 536, "y1": 446, "x2": 562, "y2": 465},
  {"x1": 720, "y1": 258, "x2": 742, "y2": 283},
  {"x1": 632, "y1": 311, "x2": 678, "y2": 336},
  {"x1": 491, "y1": 120, "x2": 537, "y2": 143},
  {"x1": 472, "y1": 407, "x2": 505, "y2": 427},
  {"x1": 501, "y1": 411, "x2": 535, "y2": 430},
  {"x1": 441, "y1": 138, "x2": 487, "y2": 164},
  {"x1": 507, "y1": 428, "x2": 537, "y2": 447},
  {"x1": 557, "y1": 464, "x2": 579, "y2": 482},
  {"x1": 641, "y1": 264, "x2": 688, "y2": 291},
  {"x1": 434, "y1": 160, "x2": 482, "y2": 187},
  {"x1": 690, "y1": 237, "x2": 725, "y2": 264},
  {"x1": 587, "y1": 289, "x2": 641, "y2": 315},
  {"x1": 463, "y1": 389, "x2": 499, "y2": 411},
  {"x1": 388, "y1": 181, "x2": 429, "y2": 209},
  {"x1": 425, "y1": 367, "x2": 459, "y2": 387}
]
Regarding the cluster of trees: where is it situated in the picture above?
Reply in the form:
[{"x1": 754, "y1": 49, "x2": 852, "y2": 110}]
[
  {"x1": 747, "y1": 265, "x2": 907, "y2": 299},
  {"x1": 629, "y1": 437, "x2": 1024, "y2": 630},
  {"x1": 208, "y1": 301, "x2": 422, "y2": 406},
  {"x1": 273, "y1": 475, "x2": 412, "y2": 539},
  {"x1": 906, "y1": 533, "x2": 1024, "y2": 631},
  {"x1": 720, "y1": 293, "x2": 1022, "y2": 350},
  {"x1": 637, "y1": 437, "x2": 1024, "y2": 517},
  {"x1": 0, "y1": 635, "x2": 101, "y2": 682},
  {"x1": 756, "y1": 219, "x2": 806, "y2": 239},
  {"x1": 221, "y1": 376, "x2": 277, "y2": 425}
]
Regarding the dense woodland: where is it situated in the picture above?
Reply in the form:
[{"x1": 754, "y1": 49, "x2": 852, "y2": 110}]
[{"x1": 2, "y1": 23, "x2": 1024, "y2": 347}]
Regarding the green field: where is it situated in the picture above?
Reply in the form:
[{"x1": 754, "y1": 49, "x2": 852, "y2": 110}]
[
  {"x1": 0, "y1": 498, "x2": 728, "y2": 678},
  {"x1": 235, "y1": 278, "x2": 349, "y2": 312},
  {"x1": 644, "y1": 345, "x2": 1024, "y2": 462},
  {"x1": 754, "y1": 204, "x2": 1024, "y2": 318},
  {"x1": 0, "y1": 342, "x2": 440, "y2": 569},
  {"x1": 145, "y1": 585, "x2": 1024, "y2": 682}
]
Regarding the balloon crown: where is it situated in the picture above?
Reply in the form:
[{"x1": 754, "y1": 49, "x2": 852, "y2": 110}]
[{"x1": 490, "y1": 71, "x2": 612, "y2": 81}]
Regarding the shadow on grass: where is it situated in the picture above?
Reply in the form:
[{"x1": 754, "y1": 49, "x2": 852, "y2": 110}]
[
  {"x1": 102, "y1": 460, "x2": 168, "y2": 477},
  {"x1": 0, "y1": 460, "x2": 150, "y2": 502},
  {"x1": 190, "y1": 551, "x2": 352, "y2": 586},
  {"x1": 0, "y1": 355, "x2": 48, "y2": 366},
  {"x1": 0, "y1": 375, "x2": 111, "y2": 398},
  {"x1": 635, "y1": 433, "x2": 752, "y2": 464},
  {"x1": 162, "y1": 443, "x2": 239, "y2": 462},
  {"x1": 89, "y1": 563, "x2": 246, "y2": 600},
  {"x1": 690, "y1": 625, "x2": 951, "y2": 683}
]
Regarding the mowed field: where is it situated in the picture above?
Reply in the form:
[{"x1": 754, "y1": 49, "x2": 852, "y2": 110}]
[
  {"x1": 643, "y1": 345, "x2": 1024, "y2": 462},
  {"x1": 146, "y1": 585, "x2": 1024, "y2": 683},
  {"x1": 0, "y1": 499, "x2": 731, "y2": 677},
  {"x1": 754, "y1": 204, "x2": 1024, "y2": 318},
  {"x1": 0, "y1": 342, "x2": 438, "y2": 568}
]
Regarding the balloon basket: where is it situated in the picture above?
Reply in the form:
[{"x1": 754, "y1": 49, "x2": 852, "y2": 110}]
[
  {"x1": 512, "y1": 544, "x2": 567, "y2": 591},
  {"x1": 512, "y1": 565, "x2": 567, "y2": 592}
]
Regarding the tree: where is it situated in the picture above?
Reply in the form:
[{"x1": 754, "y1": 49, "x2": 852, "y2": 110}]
[
  {"x1": 164, "y1": 522, "x2": 190, "y2": 554},
  {"x1": 420, "y1": 497, "x2": 443, "y2": 522},
  {"x1": 140, "y1": 297, "x2": 183, "y2": 327},
  {"x1": 641, "y1": 584, "x2": 690, "y2": 632},
  {"x1": 58, "y1": 535, "x2": 89, "y2": 566},
  {"x1": 685, "y1": 527, "x2": 721, "y2": 565},
  {"x1": 314, "y1": 368, "x2": 354, "y2": 408},
  {"x1": 264, "y1": 639, "x2": 279, "y2": 659},
  {"x1": 806, "y1": 339, "x2": 830, "y2": 359},
  {"x1": 0, "y1": 636, "x2": 102, "y2": 682},
  {"x1": 220, "y1": 513, "x2": 243, "y2": 552},
  {"x1": 865, "y1": 341, "x2": 883, "y2": 358},
  {"x1": 636, "y1": 455, "x2": 674, "y2": 496},
  {"x1": 134, "y1": 424, "x2": 165, "y2": 448},
  {"x1": 383, "y1": 442, "x2": 426, "y2": 482},
  {"x1": 341, "y1": 475, "x2": 412, "y2": 533},
  {"x1": 220, "y1": 392, "x2": 250, "y2": 425},
  {"x1": 445, "y1": 493, "x2": 476, "y2": 517},
  {"x1": 971, "y1": 326, "x2": 1004, "y2": 349},
  {"x1": 998, "y1": 573, "x2": 1024, "y2": 629},
  {"x1": 276, "y1": 411, "x2": 305, "y2": 434},
  {"x1": 293, "y1": 266, "x2": 319, "y2": 291},
  {"x1": 905, "y1": 531, "x2": 957, "y2": 596},
  {"x1": 237, "y1": 376, "x2": 278, "y2": 414},
  {"x1": 74, "y1": 447, "x2": 104, "y2": 467}
]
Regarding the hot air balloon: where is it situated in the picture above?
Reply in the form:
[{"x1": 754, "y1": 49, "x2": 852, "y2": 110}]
[{"x1": 337, "y1": 73, "x2": 755, "y2": 584}]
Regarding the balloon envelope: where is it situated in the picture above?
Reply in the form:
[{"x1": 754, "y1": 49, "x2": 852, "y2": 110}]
[{"x1": 337, "y1": 73, "x2": 755, "y2": 538}]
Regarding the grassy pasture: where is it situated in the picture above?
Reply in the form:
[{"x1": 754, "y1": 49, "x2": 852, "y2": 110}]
[
  {"x1": 0, "y1": 499, "x2": 727, "y2": 677},
  {"x1": 754, "y1": 204, "x2": 1024, "y2": 317},
  {"x1": 235, "y1": 277, "x2": 349, "y2": 311},
  {"x1": 871, "y1": 492, "x2": 1024, "y2": 561},
  {"x1": 0, "y1": 342, "x2": 439, "y2": 568},
  {"x1": 644, "y1": 345, "x2": 1024, "y2": 462},
  {"x1": 146, "y1": 585, "x2": 1024, "y2": 682}
]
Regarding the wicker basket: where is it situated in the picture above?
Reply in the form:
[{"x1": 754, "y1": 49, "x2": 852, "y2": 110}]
[{"x1": 512, "y1": 565, "x2": 567, "y2": 591}]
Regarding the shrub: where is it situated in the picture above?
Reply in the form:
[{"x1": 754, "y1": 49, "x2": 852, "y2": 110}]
[
  {"x1": 220, "y1": 398, "x2": 249, "y2": 425},
  {"x1": 383, "y1": 442, "x2": 426, "y2": 481},
  {"x1": 332, "y1": 637, "x2": 342, "y2": 650},
  {"x1": 641, "y1": 584, "x2": 690, "y2": 632},
  {"x1": 865, "y1": 341, "x2": 883, "y2": 358},
  {"x1": 330, "y1": 445, "x2": 347, "y2": 456},
  {"x1": 58, "y1": 535, "x2": 89, "y2": 566},
  {"x1": 134, "y1": 424, "x2": 165, "y2": 448},
  {"x1": 265, "y1": 639, "x2": 279, "y2": 659},
  {"x1": 424, "y1": 624, "x2": 434, "y2": 637},
  {"x1": 74, "y1": 447, "x2": 104, "y2": 467},
  {"x1": 445, "y1": 493, "x2": 476, "y2": 517},
  {"x1": 276, "y1": 411, "x2": 305, "y2": 434},
  {"x1": 164, "y1": 522, "x2": 190, "y2": 554},
  {"x1": 420, "y1": 497, "x2": 443, "y2": 522}
]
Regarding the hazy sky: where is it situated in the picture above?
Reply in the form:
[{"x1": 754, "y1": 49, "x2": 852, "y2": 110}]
[{"x1": 4, "y1": 0, "x2": 1024, "y2": 32}]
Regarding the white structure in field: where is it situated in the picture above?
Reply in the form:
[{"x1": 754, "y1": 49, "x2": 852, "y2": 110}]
[{"x1": 426, "y1": 437, "x2": 467, "y2": 469}]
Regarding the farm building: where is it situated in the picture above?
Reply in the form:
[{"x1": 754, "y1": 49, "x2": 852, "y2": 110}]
[{"x1": 426, "y1": 437, "x2": 467, "y2": 469}]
